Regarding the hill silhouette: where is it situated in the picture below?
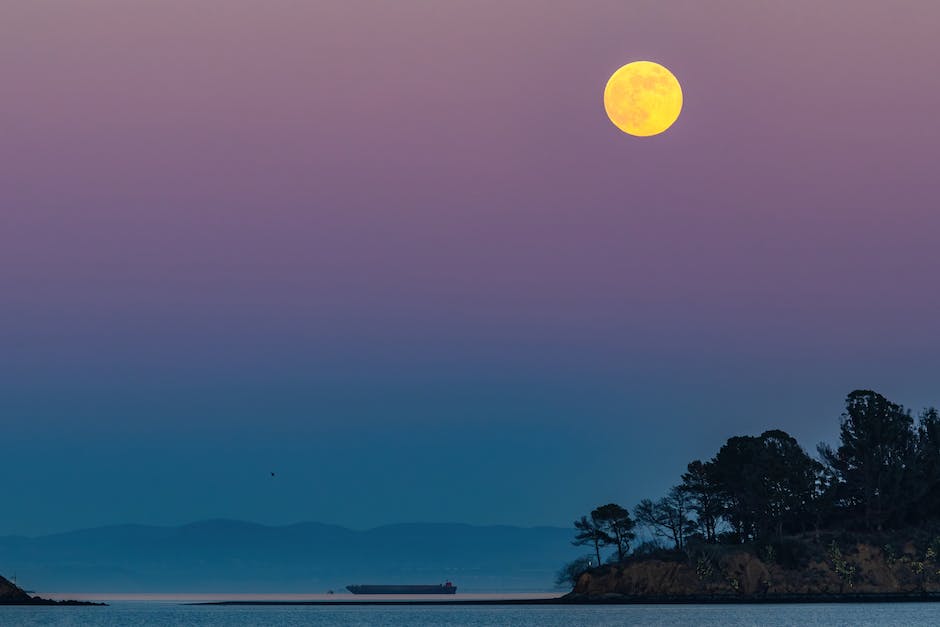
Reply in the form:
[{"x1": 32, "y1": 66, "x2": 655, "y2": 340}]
[
  {"x1": 0, "y1": 573, "x2": 102, "y2": 605},
  {"x1": 0, "y1": 520, "x2": 579, "y2": 593}
]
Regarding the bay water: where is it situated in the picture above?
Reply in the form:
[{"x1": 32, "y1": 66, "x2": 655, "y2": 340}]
[{"x1": 2, "y1": 601, "x2": 939, "y2": 626}]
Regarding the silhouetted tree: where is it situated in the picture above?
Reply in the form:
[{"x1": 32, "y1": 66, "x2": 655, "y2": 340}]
[
  {"x1": 809, "y1": 464, "x2": 839, "y2": 534},
  {"x1": 818, "y1": 390, "x2": 916, "y2": 530},
  {"x1": 710, "y1": 434, "x2": 766, "y2": 541},
  {"x1": 572, "y1": 515, "x2": 609, "y2": 566},
  {"x1": 561, "y1": 389, "x2": 940, "y2": 581},
  {"x1": 712, "y1": 430, "x2": 821, "y2": 541},
  {"x1": 759, "y1": 430, "x2": 824, "y2": 537},
  {"x1": 680, "y1": 460, "x2": 721, "y2": 543},
  {"x1": 591, "y1": 503, "x2": 636, "y2": 562},
  {"x1": 634, "y1": 487, "x2": 696, "y2": 551},
  {"x1": 913, "y1": 407, "x2": 940, "y2": 521}
]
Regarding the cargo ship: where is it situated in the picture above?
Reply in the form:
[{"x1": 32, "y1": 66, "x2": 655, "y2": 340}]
[{"x1": 346, "y1": 582, "x2": 457, "y2": 594}]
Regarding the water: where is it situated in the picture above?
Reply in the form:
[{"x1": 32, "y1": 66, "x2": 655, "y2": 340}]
[{"x1": 2, "y1": 602, "x2": 939, "y2": 626}]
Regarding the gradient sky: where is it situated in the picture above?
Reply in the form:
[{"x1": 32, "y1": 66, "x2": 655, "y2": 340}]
[{"x1": 2, "y1": 1, "x2": 940, "y2": 535}]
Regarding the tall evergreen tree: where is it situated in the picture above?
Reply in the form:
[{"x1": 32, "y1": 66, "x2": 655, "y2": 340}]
[
  {"x1": 818, "y1": 390, "x2": 916, "y2": 530},
  {"x1": 710, "y1": 434, "x2": 767, "y2": 541}
]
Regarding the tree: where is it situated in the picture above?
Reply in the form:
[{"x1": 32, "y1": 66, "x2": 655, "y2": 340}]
[
  {"x1": 634, "y1": 487, "x2": 696, "y2": 551},
  {"x1": 711, "y1": 430, "x2": 821, "y2": 541},
  {"x1": 912, "y1": 407, "x2": 940, "y2": 521},
  {"x1": 758, "y1": 429, "x2": 823, "y2": 537},
  {"x1": 808, "y1": 464, "x2": 839, "y2": 534},
  {"x1": 818, "y1": 390, "x2": 916, "y2": 530},
  {"x1": 709, "y1": 434, "x2": 766, "y2": 541},
  {"x1": 572, "y1": 515, "x2": 609, "y2": 566},
  {"x1": 591, "y1": 503, "x2": 636, "y2": 562},
  {"x1": 680, "y1": 460, "x2": 721, "y2": 543}
]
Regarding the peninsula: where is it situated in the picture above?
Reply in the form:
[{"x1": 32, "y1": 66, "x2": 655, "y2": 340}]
[{"x1": 559, "y1": 390, "x2": 940, "y2": 603}]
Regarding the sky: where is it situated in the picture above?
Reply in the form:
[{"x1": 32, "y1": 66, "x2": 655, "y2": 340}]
[{"x1": 1, "y1": 0, "x2": 940, "y2": 536}]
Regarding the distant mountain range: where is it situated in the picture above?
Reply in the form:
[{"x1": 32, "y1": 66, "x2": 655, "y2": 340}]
[{"x1": 0, "y1": 520, "x2": 582, "y2": 593}]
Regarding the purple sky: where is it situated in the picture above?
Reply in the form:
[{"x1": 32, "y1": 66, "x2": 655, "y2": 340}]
[{"x1": 2, "y1": 1, "x2": 940, "y2": 534}]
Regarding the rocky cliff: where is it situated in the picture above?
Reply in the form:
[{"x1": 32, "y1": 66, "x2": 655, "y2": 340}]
[{"x1": 566, "y1": 534, "x2": 940, "y2": 601}]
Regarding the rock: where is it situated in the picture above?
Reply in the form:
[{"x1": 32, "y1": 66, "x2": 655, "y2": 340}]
[
  {"x1": 0, "y1": 573, "x2": 104, "y2": 606},
  {"x1": 718, "y1": 552, "x2": 772, "y2": 594},
  {"x1": 566, "y1": 536, "x2": 940, "y2": 601},
  {"x1": 0, "y1": 575, "x2": 32, "y2": 603}
]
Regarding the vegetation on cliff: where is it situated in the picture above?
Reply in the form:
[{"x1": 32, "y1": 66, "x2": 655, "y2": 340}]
[
  {"x1": 568, "y1": 529, "x2": 940, "y2": 598},
  {"x1": 561, "y1": 389, "x2": 940, "y2": 597}
]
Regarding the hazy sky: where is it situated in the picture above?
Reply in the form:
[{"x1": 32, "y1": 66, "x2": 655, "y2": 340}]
[{"x1": 2, "y1": 1, "x2": 939, "y2": 535}]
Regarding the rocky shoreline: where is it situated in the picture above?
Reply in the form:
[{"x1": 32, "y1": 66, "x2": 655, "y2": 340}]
[
  {"x1": 0, "y1": 574, "x2": 104, "y2": 606},
  {"x1": 562, "y1": 591, "x2": 940, "y2": 604},
  {"x1": 567, "y1": 534, "x2": 940, "y2": 603}
]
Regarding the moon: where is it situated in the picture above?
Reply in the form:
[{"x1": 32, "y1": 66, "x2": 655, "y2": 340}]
[{"x1": 604, "y1": 61, "x2": 683, "y2": 137}]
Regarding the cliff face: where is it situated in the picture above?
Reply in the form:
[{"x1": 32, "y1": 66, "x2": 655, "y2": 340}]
[
  {"x1": 569, "y1": 539, "x2": 940, "y2": 599},
  {"x1": 0, "y1": 575, "x2": 32, "y2": 603}
]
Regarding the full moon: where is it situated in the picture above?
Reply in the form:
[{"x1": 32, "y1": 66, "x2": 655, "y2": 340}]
[{"x1": 604, "y1": 61, "x2": 683, "y2": 137}]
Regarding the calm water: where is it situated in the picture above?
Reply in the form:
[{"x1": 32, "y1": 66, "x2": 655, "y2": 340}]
[{"x1": 2, "y1": 602, "x2": 940, "y2": 626}]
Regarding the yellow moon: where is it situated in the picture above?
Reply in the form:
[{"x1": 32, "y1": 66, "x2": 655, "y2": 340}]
[{"x1": 604, "y1": 61, "x2": 683, "y2": 137}]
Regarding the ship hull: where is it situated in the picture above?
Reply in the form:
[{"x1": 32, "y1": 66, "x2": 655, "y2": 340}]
[{"x1": 346, "y1": 584, "x2": 457, "y2": 595}]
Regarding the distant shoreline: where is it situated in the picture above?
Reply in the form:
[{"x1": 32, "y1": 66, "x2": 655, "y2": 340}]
[
  {"x1": 196, "y1": 598, "x2": 561, "y2": 606},
  {"x1": 0, "y1": 600, "x2": 105, "y2": 607},
  {"x1": 198, "y1": 592, "x2": 940, "y2": 606}
]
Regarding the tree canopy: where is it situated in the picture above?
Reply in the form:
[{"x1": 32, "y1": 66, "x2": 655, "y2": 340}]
[
  {"x1": 818, "y1": 390, "x2": 917, "y2": 530},
  {"x1": 571, "y1": 389, "x2": 940, "y2": 567}
]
